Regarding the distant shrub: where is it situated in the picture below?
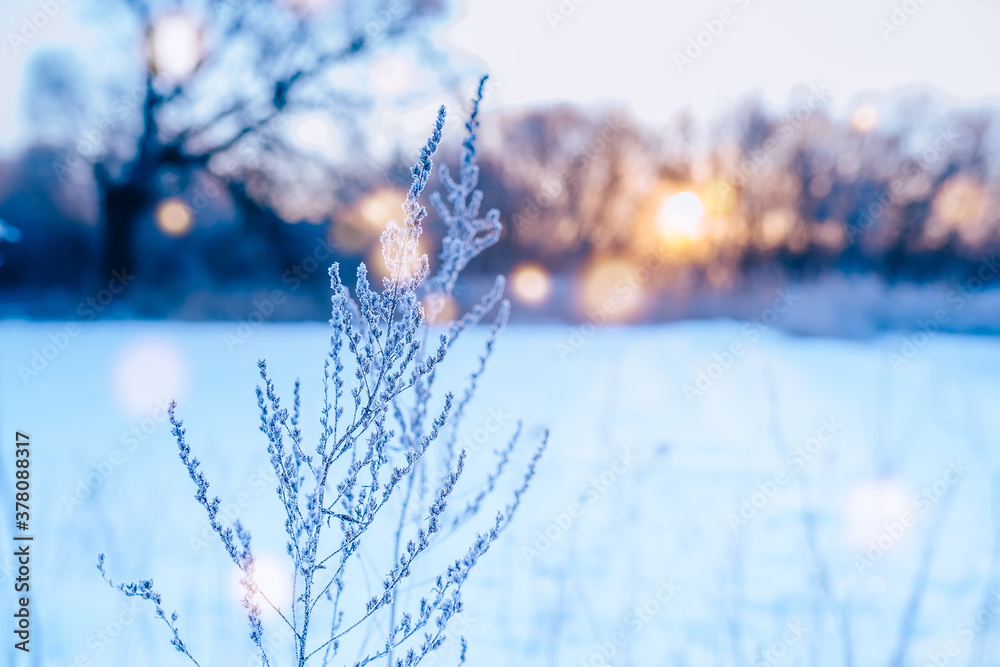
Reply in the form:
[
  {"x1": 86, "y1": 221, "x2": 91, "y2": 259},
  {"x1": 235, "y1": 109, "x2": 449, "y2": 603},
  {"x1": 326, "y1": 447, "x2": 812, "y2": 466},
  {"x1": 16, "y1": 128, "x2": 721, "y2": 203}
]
[{"x1": 99, "y1": 76, "x2": 546, "y2": 667}]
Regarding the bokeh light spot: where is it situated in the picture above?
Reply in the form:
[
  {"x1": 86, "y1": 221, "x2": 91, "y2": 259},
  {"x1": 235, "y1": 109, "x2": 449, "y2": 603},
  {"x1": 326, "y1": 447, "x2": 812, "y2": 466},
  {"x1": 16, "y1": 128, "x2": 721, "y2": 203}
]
[
  {"x1": 934, "y1": 175, "x2": 984, "y2": 228},
  {"x1": 280, "y1": 0, "x2": 336, "y2": 13},
  {"x1": 422, "y1": 292, "x2": 458, "y2": 324},
  {"x1": 290, "y1": 113, "x2": 340, "y2": 159},
  {"x1": 842, "y1": 479, "x2": 911, "y2": 551},
  {"x1": 366, "y1": 235, "x2": 427, "y2": 284},
  {"x1": 579, "y1": 256, "x2": 647, "y2": 322},
  {"x1": 112, "y1": 337, "x2": 189, "y2": 419},
  {"x1": 656, "y1": 191, "x2": 706, "y2": 242},
  {"x1": 358, "y1": 188, "x2": 406, "y2": 231},
  {"x1": 370, "y1": 55, "x2": 418, "y2": 96},
  {"x1": 156, "y1": 198, "x2": 193, "y2": 237},
  {"x1": 703, "y1": 179, "x2": 736, "y2": 216},
  {"x1": 231, "y1": 551, "x2": 291, "y2": 614},
  {"x1": 851, "y1": 104, "x2": 879, "y2": 134},
  {"x1": 150, "y1": 13, "x2": 203, "y2": 80},
  {"x1": 510, "y1": 263, "x2": 552, "y2": 306}
]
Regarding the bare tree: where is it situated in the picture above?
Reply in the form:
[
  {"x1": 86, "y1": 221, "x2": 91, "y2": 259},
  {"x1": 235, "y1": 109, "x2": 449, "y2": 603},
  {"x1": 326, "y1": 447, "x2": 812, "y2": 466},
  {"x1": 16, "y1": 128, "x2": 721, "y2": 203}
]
[{"x1": 37, "y1": 0, "x2": 449, "y2": 282}]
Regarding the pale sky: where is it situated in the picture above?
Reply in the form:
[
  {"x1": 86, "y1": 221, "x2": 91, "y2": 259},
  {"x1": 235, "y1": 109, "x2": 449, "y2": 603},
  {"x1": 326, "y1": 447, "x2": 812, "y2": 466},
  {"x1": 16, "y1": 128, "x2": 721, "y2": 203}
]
[
  {"x1": 2, "y1": 0, "x2": 1000, "y2": 153},
  {"x1": 439, "y1": 0, "x2": 1000, "y2": 121}
]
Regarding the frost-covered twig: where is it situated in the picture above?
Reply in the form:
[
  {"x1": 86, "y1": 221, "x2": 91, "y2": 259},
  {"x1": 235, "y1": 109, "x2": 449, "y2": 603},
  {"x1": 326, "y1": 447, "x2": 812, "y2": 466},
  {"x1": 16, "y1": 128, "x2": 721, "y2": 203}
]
[
  {"x1": 97, "y1": 554, "x2": 203, "y2": 667},
  {"x1": 98, "y1": 76, "x2": 545, "y2": 667}
]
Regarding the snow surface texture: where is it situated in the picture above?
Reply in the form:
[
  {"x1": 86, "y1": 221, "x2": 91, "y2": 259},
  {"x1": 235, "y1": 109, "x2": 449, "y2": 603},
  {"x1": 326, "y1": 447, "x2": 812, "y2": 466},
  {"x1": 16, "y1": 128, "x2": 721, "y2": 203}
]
[{"x1": 2, "y1": 320, "x2": 999, "y2": 666}]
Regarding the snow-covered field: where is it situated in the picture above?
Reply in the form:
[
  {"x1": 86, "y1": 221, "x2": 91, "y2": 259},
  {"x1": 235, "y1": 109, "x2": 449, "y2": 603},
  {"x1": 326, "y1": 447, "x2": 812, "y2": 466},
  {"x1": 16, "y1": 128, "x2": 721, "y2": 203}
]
[{"x1": 2, "y1": 320, "x2": 999, "y2": 666}]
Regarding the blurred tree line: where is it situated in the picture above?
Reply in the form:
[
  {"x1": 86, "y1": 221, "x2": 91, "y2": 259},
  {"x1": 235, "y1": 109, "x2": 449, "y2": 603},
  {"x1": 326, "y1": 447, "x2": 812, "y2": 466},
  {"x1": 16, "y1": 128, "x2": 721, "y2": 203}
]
[
  {"x1": 1, "y1": 1, "x2": 998, "y2": 320},
  {"x1": 478, "y1": 94, "x2": 1000, "y2": 292}
]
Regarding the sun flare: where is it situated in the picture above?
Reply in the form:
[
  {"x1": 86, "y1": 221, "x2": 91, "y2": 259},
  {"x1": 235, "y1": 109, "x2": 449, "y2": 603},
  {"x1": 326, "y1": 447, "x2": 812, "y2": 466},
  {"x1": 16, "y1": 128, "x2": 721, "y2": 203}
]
[{"x1": 656, "y1": 191, "x2": 706, "y2": 243}]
